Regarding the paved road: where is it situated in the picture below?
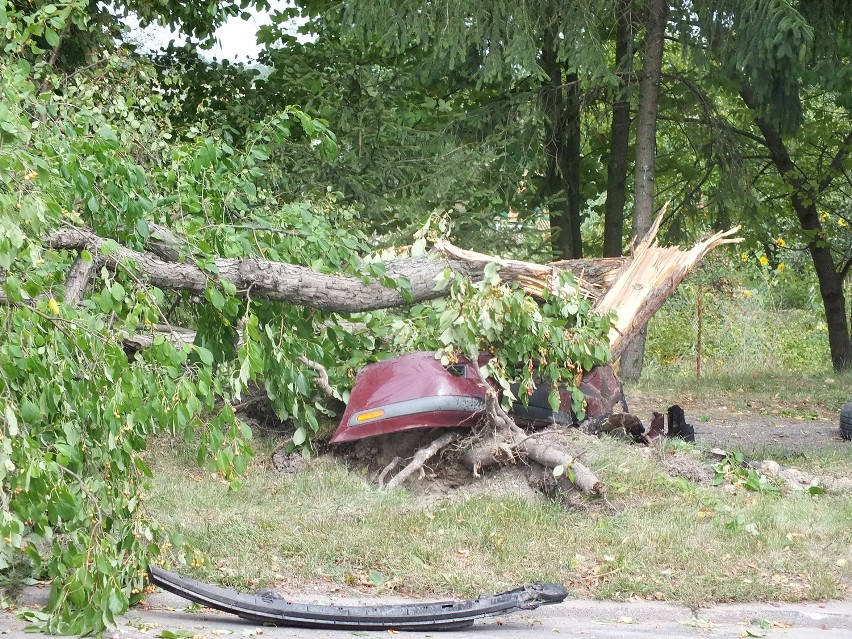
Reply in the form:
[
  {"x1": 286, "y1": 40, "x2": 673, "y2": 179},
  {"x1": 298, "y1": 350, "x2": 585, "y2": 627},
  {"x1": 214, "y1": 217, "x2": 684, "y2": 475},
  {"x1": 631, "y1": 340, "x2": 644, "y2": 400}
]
[{"x1": 4, "y1": 588, "x2": 852, "y2": 638}]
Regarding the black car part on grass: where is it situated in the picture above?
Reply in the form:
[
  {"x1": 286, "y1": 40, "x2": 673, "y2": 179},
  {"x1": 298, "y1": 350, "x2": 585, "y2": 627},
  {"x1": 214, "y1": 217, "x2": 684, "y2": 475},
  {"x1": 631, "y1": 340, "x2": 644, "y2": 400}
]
[
  {"x1": 841, "y1": 402, "x2": 852, "y2": 441},
  {"x1": 148, "y1": 565, "x2": 569, "y2": 631}
]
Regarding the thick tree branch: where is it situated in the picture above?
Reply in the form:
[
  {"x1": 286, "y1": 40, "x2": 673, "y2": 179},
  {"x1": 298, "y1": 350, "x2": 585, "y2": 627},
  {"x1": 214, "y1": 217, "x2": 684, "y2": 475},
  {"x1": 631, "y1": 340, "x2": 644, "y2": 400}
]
[
  {"x1": 63, "y1": 255, "x2": 100, "y2": 305},
  {"x1": 46, "y1": 227, "x2": 460, "y2": 312},
  {"x1": 46, "y1": 227, "x2": 626, "y2": 312},
  {"x1": 384, "y1": 432, "x2": 461, "y2": 491}
]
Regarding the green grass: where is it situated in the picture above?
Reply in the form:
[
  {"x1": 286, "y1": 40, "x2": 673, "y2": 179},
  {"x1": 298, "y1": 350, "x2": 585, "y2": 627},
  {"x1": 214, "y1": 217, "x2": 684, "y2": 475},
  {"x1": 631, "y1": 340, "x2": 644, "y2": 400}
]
[{"x1": 144, "y1": 433, "x2": 852, "y2": 607}]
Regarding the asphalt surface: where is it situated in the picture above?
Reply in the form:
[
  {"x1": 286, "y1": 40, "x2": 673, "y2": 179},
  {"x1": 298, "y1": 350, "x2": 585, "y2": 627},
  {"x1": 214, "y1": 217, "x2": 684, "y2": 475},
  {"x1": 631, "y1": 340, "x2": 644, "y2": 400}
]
[{"x1": 3, "y1": 587, "x2": 852, "y2": 638}]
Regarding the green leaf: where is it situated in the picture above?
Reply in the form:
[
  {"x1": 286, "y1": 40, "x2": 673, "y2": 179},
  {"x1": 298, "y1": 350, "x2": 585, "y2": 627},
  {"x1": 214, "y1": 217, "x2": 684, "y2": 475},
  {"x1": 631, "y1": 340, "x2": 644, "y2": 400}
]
[
  {"x1": 206, "y1": 287, "x2": 225, "y2": 311},
  {"x1": 157, "y1": 631, "x2": 196, "y2": 639},
  {"x1": 433, "y1": 268, "x2": 452, "y2": 291},
  {"x1": 411, "y1": 237, "x2": 427, "y2": 256},
  {"x1": 196, "y1": 347, "x2": 214, "y2": 366},
  {"x1": 136, "y1": 219, "x2": 149, "y2": 241},
  {"x1": 751, "y1": 619, "x2": 772, "y2": 630},
  {"x1": 4, "y1": 406, "x2": 18, "y2": 436},
  {"x1": 111, "y1": 282, "x2": 126, "y2": 300},
  {"x1": 20, "y1": 400, "x2": 39, "y2": 424},
  {"x1": 44, "y1": 28, "x2": 59, "y2": 47},
  {"x1": 87, "y1": 196, "x2": 99, "y2": 213},
  {"x1": 483, "y1": 262, "x2": 501, "y2": 283},
  {"x1": 368, "y1": 570, "x2": 387, "y2": 587},
  {"x1": 292, "y1": 426, "x2": 306, "y2": 446}
]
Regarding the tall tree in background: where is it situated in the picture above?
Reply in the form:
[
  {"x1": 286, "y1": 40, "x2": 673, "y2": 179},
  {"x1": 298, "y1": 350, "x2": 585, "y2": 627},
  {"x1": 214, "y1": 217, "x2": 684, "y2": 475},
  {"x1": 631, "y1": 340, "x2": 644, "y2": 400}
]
[
  {"x1": 285, "y1": 0, "x2": 618, "y2": 259},
  {"x1": 690, "y1": 0, "x2": 852, "y2": 371},
  {"x1": 541, "y1": 28, "x2": 583, "y2": 258},
  {"x1": 603, "y1": 0, "x2": 635, "y2": 258},
  {"x1": 619, "y1": 0, "x2": 669, "y2": 380}
]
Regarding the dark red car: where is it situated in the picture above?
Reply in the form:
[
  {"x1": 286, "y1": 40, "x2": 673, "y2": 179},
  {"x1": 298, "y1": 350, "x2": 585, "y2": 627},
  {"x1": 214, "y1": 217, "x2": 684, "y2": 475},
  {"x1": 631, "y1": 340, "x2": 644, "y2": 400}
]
[{"x1": 329, "y1": 352, "x2": 622, "y2": 444}]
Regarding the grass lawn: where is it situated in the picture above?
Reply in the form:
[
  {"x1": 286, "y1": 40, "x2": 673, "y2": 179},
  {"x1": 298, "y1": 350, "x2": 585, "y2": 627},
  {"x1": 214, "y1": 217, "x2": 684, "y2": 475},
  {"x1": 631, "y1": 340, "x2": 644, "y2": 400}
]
[{"x1": 145, "y1": 372, "x2": 852, "y2": 606}]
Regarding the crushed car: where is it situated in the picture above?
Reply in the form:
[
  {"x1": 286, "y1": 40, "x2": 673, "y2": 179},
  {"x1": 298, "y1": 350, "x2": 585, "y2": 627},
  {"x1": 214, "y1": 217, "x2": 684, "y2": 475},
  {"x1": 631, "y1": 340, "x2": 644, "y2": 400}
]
[{"x1": 329, "y1": 351, "x2": 626, "y2": 444}]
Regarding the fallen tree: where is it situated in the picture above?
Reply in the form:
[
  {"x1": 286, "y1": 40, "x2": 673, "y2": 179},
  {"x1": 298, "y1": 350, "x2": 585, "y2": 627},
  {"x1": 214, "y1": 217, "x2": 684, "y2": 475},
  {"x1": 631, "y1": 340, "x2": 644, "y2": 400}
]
[
  {"x1": 42, "y1": 210, "x2": 739, "y2": 498},
  {"x1": 47, "y1": 209, "x2": 739, "y2": 343}
]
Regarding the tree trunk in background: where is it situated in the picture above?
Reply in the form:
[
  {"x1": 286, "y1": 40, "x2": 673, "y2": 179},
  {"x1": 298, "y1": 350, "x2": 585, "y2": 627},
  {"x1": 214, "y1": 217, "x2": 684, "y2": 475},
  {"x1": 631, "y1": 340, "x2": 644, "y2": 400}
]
[
  {"x1": 541, "y1": 30, "x2": 583, "y2": 259},
  {"x1": 562, "y1": 71, "x2": 583, "y2": 259},
  {"x1": 740, "y1": 86, "x2": 852, "y2": 371},
  {"x1": 620, "y1": 0, "x2": 668, "y2": 381},
  {"x1": 603, "y1": 0, "x2": 634, "y2": 258}
]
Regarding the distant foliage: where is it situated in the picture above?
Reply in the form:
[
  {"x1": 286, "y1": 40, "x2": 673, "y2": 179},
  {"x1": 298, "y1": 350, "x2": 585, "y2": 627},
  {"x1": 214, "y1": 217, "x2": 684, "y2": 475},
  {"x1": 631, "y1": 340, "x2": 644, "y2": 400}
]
[{"x1": 643, "y1": 252, "x2": 834, "y2": 378}]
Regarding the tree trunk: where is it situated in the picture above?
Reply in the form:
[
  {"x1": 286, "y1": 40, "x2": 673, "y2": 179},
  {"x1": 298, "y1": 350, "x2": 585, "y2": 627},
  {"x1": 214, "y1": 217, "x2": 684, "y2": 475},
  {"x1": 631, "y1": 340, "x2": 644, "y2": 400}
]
[
  {"x1": 45, "y1": 219, "x2": 740, "y2": 359},
  {"x1": 740, "y1": 86, "x2": 852, "y2": 371},
  {"x1": 541, "y1": 30, "x2": 583, "y2": 259},
  {"x1": 44, "y1": 228, "x2": 624, "y2": 312},
  {"x1": 603, "y1": 0, "x2": 634, "y2": 258},
  {"x1": 564, "y1": 71, "x2": 583, "y2": 259},
  {"x1": 621, "y1": 0, "x2": 668, "y2": 381}
]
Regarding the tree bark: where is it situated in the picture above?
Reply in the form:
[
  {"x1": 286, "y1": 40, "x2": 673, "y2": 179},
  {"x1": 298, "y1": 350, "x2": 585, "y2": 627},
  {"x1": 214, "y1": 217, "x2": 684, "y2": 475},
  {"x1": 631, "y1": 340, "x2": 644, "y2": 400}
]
[
  {"x1": 47, "y1": 227, "x2": 461, "y2": 312},
  {"x1": 603, "y1": 0, "x2": 634, "y2": 258},
  {"x1": 63, "y1": 256, "x2": 99, "y2": 305},
  {"x1": 740, "y1": 86, "x2": 852, "y2": 371},
  {"x1": 621, "y1": 0, "x2": 668, "y2": 381},
  {"x1": 540, "y1": 30, "x2": 583, "y2": 259},
  {"x1": 563, "y1": 71, "x2": 583, "y2": 259}
]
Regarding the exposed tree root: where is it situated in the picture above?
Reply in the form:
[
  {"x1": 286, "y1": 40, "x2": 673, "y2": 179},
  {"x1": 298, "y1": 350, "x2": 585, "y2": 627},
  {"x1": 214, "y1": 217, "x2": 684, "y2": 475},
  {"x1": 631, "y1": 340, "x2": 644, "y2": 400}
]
[
  {"x1": 470, "y1": 368, "x2": 605, "y2": 495},
  {"x1": 383, "y1": 431, "x2": 461, "y2": 491}
]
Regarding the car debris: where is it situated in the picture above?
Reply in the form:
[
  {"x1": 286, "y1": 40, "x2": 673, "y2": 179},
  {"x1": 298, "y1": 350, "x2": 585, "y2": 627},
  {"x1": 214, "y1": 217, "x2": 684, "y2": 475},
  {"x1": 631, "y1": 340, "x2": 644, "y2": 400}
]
[
  {"x1": 328, "y1": 351, "x2": 697, "y2": 450},
  {"x1": 147, "y1": 565, "x2": 569, "y2": 630},
  {"x1": 329, "y1": 352, "x2": 625, "y2": 444},
  {"x1": 580, "y1": 404, "x2": 696, "y2": 445}
]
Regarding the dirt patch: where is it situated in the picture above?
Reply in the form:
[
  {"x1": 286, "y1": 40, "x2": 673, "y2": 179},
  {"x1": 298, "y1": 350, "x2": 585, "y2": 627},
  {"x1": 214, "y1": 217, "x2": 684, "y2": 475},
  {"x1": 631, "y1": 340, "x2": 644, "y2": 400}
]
[
  {"x1": 330, "y1": 428, "x2": 549, "y2": 502},
  {"x1": 657, "y1": 449, "x2": 716, "y2": 484}
]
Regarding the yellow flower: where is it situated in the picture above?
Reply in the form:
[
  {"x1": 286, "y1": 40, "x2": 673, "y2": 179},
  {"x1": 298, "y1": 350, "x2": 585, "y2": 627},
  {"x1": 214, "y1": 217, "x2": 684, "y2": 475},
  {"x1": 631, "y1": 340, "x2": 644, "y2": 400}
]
[
  {"x1": 775, "y1": 238, "x2": 785, "y2": 248},
  {"x1": 759, "y1": 256, "x2": 769, "y2": 266},
  {"x1": 839, "y1": 218, "x2": 848, "y2": 227},
  {"x1": 776, "y1": 263, "x2": 785, "y2": 271},
  {"x1": 740, "y1": 252, "x2": 749, "y2": 262}
]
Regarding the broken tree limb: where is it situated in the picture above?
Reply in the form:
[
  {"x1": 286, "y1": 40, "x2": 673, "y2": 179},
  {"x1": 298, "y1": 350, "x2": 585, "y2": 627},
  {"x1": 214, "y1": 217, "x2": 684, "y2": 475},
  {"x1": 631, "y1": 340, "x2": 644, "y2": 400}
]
[
  {"x1": 63, "y1": 255, "x2": 100, "y2": 305},
  {"x1": 435, "y1": 241, "x2": 625, "y2": 299},
  {"x1": 594, "y1": 208, "x2": 742, "y2": 359},
  {"x1": 120, "y1": 325, "x2": 197, "y2": 350},
  {"x1": 506, "y1": 422, "x2": 604, "y2": 494},
  {"x1": 471, "y1": 368, "x2": 605, "y2": 495},
  {"x1": 297, "y1": 355, "x2": 339, "y2": 400},
  {"x1": 46, "y1": 228, "x2": 632, "y2": 312},
  {"x1": 46, "y1": 227, "x2": 468, "y2": 312},
  {"x1": 384, "y1": 431, "x2": 461, "y2": 491},
  {"x1": 46, "y1": 216, "x2": 740, "y2": 352}
]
